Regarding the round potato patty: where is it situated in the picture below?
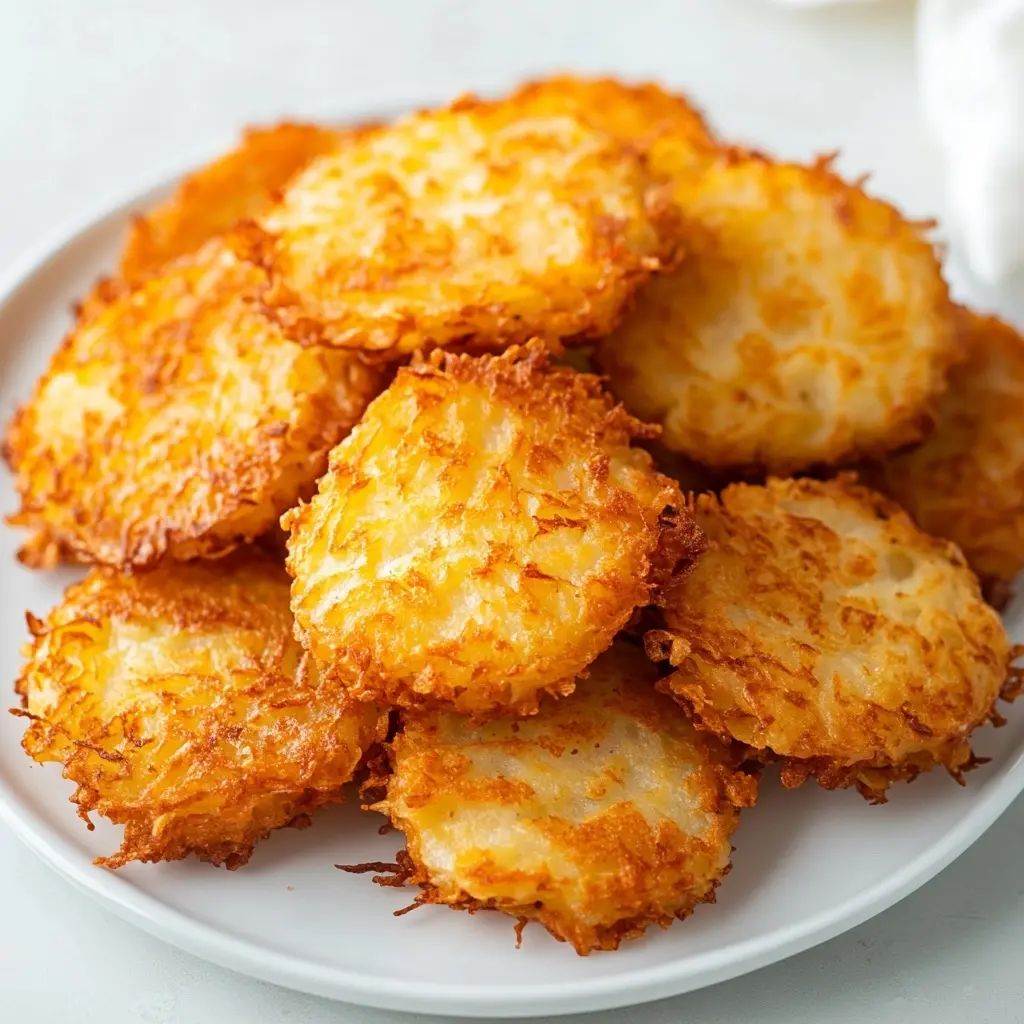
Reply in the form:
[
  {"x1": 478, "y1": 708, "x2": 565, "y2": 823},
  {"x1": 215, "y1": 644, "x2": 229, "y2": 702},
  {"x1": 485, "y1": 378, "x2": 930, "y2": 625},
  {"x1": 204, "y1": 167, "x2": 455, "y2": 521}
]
[
  {"x1": 369, "y1": 641, "x2": 757, "y2": 954},
  {"x1": 645, "y1": 476, "x2": 1012, "y2": 801},
  {"x1": 4, "y1": 239, "x2": 385, "y2": 571},
  {"x1": 285, "y1": 342, "x2": 702, "y2": 716},
  {"x1": 15, "y1": 552, "x2": 386, "y2": 869},
  {"x1": 599, "y1": 151, "x2": 956, "y2": 473}
]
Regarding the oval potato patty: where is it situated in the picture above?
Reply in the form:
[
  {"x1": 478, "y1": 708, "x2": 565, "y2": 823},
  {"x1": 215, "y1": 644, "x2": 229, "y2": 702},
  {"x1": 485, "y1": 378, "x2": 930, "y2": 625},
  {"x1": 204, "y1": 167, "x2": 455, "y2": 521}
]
[{"x1": 244, "y1": 98, "x2": 681, "y2": 355}]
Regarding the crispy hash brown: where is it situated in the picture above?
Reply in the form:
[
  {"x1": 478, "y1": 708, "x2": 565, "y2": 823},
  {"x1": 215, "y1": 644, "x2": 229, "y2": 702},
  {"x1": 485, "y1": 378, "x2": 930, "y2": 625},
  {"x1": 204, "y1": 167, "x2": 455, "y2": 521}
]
[
  {"x1": 285, "y1": 342, "x2": 702, "y2": 716},
  {"x1": 4, "y1": 239, "x2": 385, "y2": 571},
  {"x1": 243, "y1": 99, "x2": 681, "y2": 355},
  {"x1": 598, "y1": 151, "x2": 956, "y2": 473},
  {"x1": 14, "y1": 554, "x2": 387, "y2": 868},
  {"x1": 121, "y1": 122, "x2": 343, "y2": 280},
  {"x1": 508, "y1": 74, "x2": 715, "y2": 169},
  {"x1": 367, "y1": 641, "x2": 757, "y2": 954},
  {"x1": 866, "y1": 309, "x2": 1024, "y2": 604},
  {"x1": 645, "y1": 476, "x2": 1012, "y2": 801}
]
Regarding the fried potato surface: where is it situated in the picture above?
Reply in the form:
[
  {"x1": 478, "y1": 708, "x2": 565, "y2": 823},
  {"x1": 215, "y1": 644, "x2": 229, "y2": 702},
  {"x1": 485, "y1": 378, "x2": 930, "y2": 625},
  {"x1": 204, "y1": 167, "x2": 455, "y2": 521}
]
[
  {"x1": 121, "y1": 122, "x2": 342, "y2": 280},
  {"x1": 645, "y1": 476, "x2": 1011, "y2": 801},
  {"x1": 508, "y1": 74, "x2": 715, "y2": 169},
  {"x1": 285, "y1": 343, "x2": 702, "y2": 716},
  {"x1": 866, "y1": 309, "x2": 1024, "y2": 604},
  {"x1": 245, "y1": 99, "x2": 680, "y2": 355},
  {"x1": 4, "y1": 239, "x2": 384, "y2": 571},
  {"x1": 14, "y1": 554, "x2": 386, "y2": 868},
  {"x1": 72, "y1": 275, "x2": 132, "y2": 327},
  {"x1": 598, "y1": 152, "x2": 956, "y2": 473},
  {"x1": 372, "y1": 641, "x2": 756, "y2": 954}
]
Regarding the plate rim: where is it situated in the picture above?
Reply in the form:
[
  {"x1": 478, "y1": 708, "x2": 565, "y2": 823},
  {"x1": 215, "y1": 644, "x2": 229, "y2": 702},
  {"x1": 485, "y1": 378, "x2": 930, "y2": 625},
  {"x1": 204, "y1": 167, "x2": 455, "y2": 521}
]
[{"x1": 1, "y1": 143, "x2": 1023, "y2": 1020}]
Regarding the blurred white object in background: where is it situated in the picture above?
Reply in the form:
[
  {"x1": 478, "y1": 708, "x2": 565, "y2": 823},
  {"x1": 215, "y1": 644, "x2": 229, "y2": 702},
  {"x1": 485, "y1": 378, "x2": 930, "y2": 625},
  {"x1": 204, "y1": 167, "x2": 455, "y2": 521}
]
[
  {"x1": 919, "y1": 0, "x2": 1024, "y2": 285},
  {"x1": 770, "y1": 0, "x2": 1024, "y2": 286}
]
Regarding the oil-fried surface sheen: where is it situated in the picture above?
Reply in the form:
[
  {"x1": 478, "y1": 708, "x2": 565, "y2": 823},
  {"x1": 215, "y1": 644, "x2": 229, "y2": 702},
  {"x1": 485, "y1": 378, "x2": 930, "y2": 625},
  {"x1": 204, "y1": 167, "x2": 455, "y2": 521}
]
[
  {"x1": 121, "y1": 122, "x2": 343, "y2": 280},
  {"x1": 867, "y1": 309, "x2": 1024, "y2": 603},
  {"x1": 14, "y1": 554, "x2": 387, "y2": 868},
  {"x1": 373, "y1": 642, "x2": 757, "y2": 954},
  {"x1": 4, "y1": 239, "x2": 385, "y2": 570},
  {"x1": 285, "y1": 343, "x2": 701, "y2": 716},
  {"x1": 646, "y1": 476, "x2": 1011, "y2": 801},
  {"x1": 244, "y1": 98, "x2": 681, "y2": 355},
  {"x1": 599, "y1": 151, "x2": 956, "y2": 473}
]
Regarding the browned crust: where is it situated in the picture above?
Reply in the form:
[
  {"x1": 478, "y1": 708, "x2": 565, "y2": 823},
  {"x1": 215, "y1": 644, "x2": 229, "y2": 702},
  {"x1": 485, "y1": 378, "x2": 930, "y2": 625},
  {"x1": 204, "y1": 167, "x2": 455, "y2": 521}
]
[
  {"x1": 864, "y1": 306, "x2": 1024, "y2": 593},
  {"x1": 598, "y1": 149, "x2": 957, "y2": 474},
  {"x1": 363, "y1": 829, "x2": 731, "y2": 955},
  {"x1": 644, "y1": 475, "x2": 1012, "y2": 801},
  {"x1": 507, "y1": 73, "x2": 717, "y2": 153},
  {"x1": 285, "y1": 341, "x2": 702, "y2": 716},
  {"x1": 4, "y1": 241, "x2": 386, "y2": 571},
  {"x1": 120, "y1": 121, "x2": 346, "y2": 281},
  {"x1": 13, "y1": 553, "x2": 388, "y2": 868},
  {"x1": 234, "y1": 98, "x2": 683, "y2": 357},
  {"x1": 357, "y1": 643, "x2": 757, "y2": 953}
]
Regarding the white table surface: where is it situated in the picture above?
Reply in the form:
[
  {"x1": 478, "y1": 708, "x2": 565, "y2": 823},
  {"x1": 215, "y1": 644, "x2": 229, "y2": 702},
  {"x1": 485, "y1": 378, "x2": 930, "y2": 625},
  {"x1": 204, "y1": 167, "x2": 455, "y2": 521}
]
[{"x1": 1, "y1": 1, "x2": 1022, "y2": 1021}]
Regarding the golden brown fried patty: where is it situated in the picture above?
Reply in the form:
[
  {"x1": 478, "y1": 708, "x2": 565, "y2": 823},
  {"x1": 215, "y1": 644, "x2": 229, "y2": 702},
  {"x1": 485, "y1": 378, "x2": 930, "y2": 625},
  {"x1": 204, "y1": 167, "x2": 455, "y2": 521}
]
[
  {"x1": 508, "y1": 74, "x2": 715, "y2": 166},
  {"x1": 645, "y1": 476, "x2": 1011, "y2": 801},
  {"x1": 4, "y1": 239, "x2": 385, "y2": 571},
  {"x1": 15, "y1": 554, "x2": 386, "y2": 868},
  {"x1": 243, "y1": 98, "x2": 680, "y2": 355},
  {"x1": 599, "y1": 151, "x2": 956, "y2": 473},
  {"x1": 285, "y1": 343, "x2": 701, "y2": 716},
  {"x1": 866, "y1": 309, "x2": 1024, "y2": 604},
  {"x1": 121, "y1": 122, "x2": 343, "y2": 280},
  {"x1": 370, "y1": 641, "x2": 756, "y2": 954}
]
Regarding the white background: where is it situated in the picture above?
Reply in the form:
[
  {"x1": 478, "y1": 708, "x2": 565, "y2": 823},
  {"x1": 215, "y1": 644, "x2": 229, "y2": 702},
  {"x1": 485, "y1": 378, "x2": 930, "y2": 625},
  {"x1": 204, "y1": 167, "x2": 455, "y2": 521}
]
[{"x1": 1, "y1": 1, "x2": 1022, "y2": 1021}]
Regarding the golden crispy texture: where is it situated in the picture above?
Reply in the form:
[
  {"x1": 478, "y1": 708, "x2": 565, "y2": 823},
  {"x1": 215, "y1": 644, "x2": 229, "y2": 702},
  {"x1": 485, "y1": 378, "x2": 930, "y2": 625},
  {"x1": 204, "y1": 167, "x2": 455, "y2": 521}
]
[
  {"x1": 4, "y1": 239, "x2": 385, "y2": 571},
  {"x1": 866, "y1": 309, "x2": 1024, "y2": 602},
  {"x1": 242, "y1": 98, "x2": 681, "y2": 355},
  {"x1": 72, "y1": 276, "x2": 132, "y2": 327},
  {"x1": 70, "y1": 124, "x2": 344, "y2": 327},
  {"x1": 121, "y1": 122, "x2": 343, "y2": 280},
  {"x1": 552, "y1": 349, "x2": 731, "y2": 497},
  {"x1": 285, "y1": 343, "x2": 702, "y2": 716},
  {"x1": 14, "y1": 554, "x2": 386, "y2": 868},
  {"x1": 370, "y1": 641, "x2": 757, "y2": 954},
  {"x1": 508, "y1": 74, "x2": 716, "y2": 170},
  {"x1": 598, "y1": 151, "x2": 957, "y2": 473},
  {"x1": 552, "y1": 347, "x2": 722, "y2": 496},
  {"x1": 645, "y1": 476, "x2": 1012, "y2": 801}
]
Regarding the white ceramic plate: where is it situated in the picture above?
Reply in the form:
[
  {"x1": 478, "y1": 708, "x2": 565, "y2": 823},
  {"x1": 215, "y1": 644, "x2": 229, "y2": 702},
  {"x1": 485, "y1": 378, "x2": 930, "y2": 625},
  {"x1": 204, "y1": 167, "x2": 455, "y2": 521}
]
[{"x1": 0, "y1": 164, "x2": 1022, "y2": 1021}]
